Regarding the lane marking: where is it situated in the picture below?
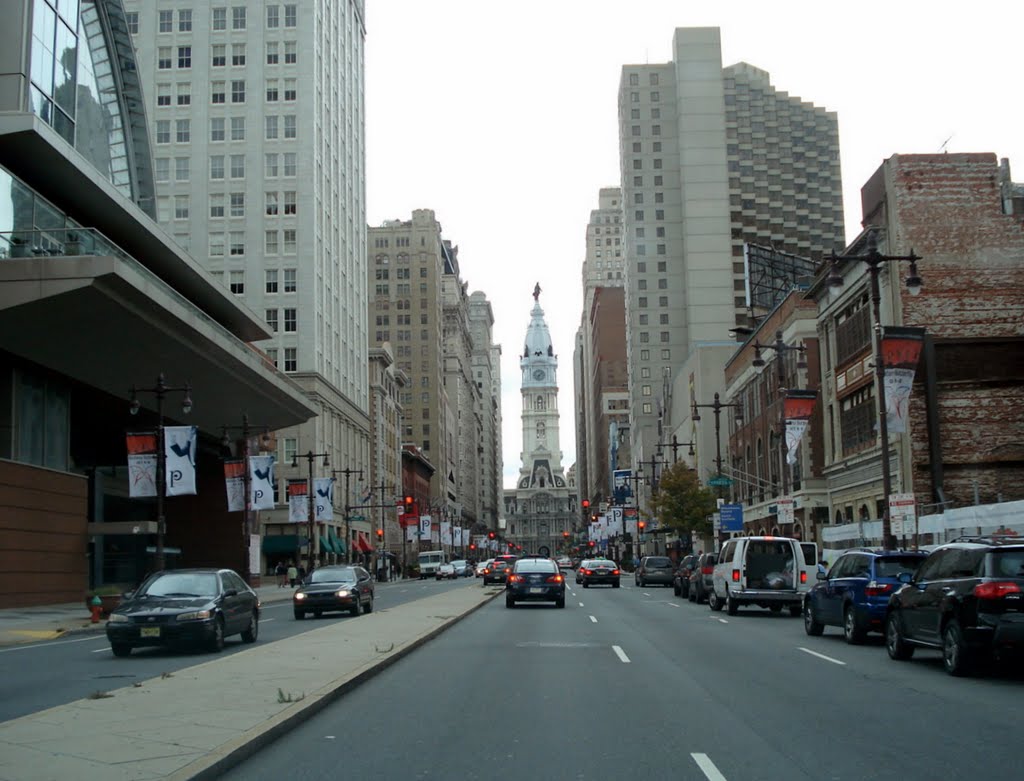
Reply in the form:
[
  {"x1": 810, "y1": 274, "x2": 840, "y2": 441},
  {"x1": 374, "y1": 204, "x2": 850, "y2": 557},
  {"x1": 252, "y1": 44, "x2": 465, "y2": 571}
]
[
  {"x1": 0, "y1": 635, "x2": 106, "y2": 654},
  {"x1": 589, "y1": 615, "x2": 597, "y2": 623},
  {"x1": 579, "y1": 603, "x2": 585, "y2": 607},
  {"x1": 664, "y1": 601, "x2": 680, "y2": 608},
  {"x1": 718, "y1": 618, "x2": 729, "y2": 624},
  {"x1": 798, "y1": 647, "x2": 846, "y2": 666},
  {"x1": 612, "y1": 645, "x2": 630, "y2": 663},
  {"x1": 691, "y1": 752, "x2": 728, "y2": 781}
]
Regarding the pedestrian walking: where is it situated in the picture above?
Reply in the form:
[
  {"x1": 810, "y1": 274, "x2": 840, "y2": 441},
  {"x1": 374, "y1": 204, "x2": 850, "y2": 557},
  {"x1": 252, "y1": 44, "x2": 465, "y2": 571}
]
[
  {"x1": 287, "y1": 561, "x2": 298, "y2": 588},
  {"x1": 275, "y1": 561, "x2": 287, "y2": 588}
]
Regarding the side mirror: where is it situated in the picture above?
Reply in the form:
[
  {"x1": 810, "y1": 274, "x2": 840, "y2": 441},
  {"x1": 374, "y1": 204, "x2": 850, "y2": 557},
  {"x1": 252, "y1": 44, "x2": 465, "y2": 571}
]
[
  {"x1": 816, "y1": 571, "x2": 827, "y2": 581},
  {"x1": 122, "y1": 590, "x2": 135, "y2": 600},
  {"x1": 223, "y1": 588, "x2": 238, "y2": 597},
  {"x1": 897, "y1": 572, "x2": 913, "y2": 584}
]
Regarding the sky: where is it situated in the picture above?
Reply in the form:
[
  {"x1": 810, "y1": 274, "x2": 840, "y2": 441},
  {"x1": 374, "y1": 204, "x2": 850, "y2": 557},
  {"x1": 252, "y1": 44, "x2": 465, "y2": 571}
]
[{"x1": 364, "y1": 0, "x2": 1024, "y2": 490}]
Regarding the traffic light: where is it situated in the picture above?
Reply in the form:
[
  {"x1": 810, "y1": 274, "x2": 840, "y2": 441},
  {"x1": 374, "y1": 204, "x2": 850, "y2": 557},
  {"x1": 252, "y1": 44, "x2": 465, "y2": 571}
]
[
  {"x1": 638, "y1": 521, "x2": 646, "y2": 532},
  {"x1": 582, "y1": 499, "x2": 590, "y2": 510},
  {"x1": 590, "y1": 513, "x2": 598, "y2": 523},
  {"x1": 588, "y1": 540, "x2": 595, "y2": 548},
  {"x1": 376, "y1": 528, "x2": 383, "y2": 541},
  {"x1": 404, "y1": 495, "x2": 414, "y2": 511},
  {"x1": 562, "y1": 531, "x2": 569, "y2": 539},
  {"x1": 469, "y1": 544, "x2": 476, "y2": 551},
  {"x1": 488, "y1": 531, "x2": 496, "y2": 540}
]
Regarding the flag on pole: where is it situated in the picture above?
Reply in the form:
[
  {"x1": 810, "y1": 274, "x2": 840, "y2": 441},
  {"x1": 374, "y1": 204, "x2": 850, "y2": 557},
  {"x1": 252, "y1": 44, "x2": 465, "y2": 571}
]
[
  {"x1": 164, "y1": 425, "x2": 197, "y2": 496},
  {"x1": 224, "y1": 459, "x2": 245, "y2": 512},
  {"x1": 126, "y1": 431, "x2": 158, "y2": 498},
  {"x1": 249, "y1": 455, "x2": 276, "y2": 510}
]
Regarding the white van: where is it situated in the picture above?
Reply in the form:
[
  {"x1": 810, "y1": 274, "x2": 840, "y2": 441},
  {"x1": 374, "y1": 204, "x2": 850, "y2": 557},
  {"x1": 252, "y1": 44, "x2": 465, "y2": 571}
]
[
  {"x1": 417, "y1": 550, "x2": 447, "y2": 579},
  {"x1": 709, "y1": 536, "x2": 812, "y2": 616}
]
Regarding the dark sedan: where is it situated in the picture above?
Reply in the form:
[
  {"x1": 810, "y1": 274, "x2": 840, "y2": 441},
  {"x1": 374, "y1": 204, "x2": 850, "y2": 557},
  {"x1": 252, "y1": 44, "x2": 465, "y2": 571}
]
[
  {"x1": 293, "y1": 565, "x2": 375, "y2": 619},
  {"x1": 506, "y1": 557, "x2": 566, "y2": 608},
  {"x1": 579, "y1": 559, "x2": 621, "y2": 588},
  {"x1": 105, "y1": 568, "x2": 259, "y2": 657}
]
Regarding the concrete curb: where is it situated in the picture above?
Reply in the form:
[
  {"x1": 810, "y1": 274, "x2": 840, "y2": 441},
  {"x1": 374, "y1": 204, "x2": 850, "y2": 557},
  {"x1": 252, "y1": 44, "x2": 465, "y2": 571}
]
[{"x1": 170, "y1": 587, "x2": 504, "y2": 780}]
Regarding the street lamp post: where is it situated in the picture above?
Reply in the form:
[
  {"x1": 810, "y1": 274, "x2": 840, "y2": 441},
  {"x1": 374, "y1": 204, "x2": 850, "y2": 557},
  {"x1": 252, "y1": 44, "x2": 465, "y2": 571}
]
[
  {"x1": 220, "y1": 414, "x2": 271, "y2": 585},
  {"x1": 331, "y1": 467, "x2": 363, "y2": 563},
  {"x1": 627, "y1": 469, "x2": 645, "y2": 562},
  {"x1": 129, "y1": 373, "x2": 192, "y2": 573},
  {"x1": 292, "y1": 450, "x2": 330, "y2": 573},
  {"x1": 751, "y1": 330, "x2": 808, "y2": 497},
  {"x1": 828, "y1": 236, "x2": 923, "y2": 549},
  {"x1": 657, "y1": 435, "x2": 695, "y2": 465},
  {"x1": 692, "y1": 393, "x2": 744, "y2": 488}
]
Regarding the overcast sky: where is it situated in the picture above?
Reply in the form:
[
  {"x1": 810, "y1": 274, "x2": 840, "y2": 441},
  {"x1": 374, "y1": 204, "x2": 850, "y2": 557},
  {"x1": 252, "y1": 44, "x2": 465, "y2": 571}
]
[{"x1": 364, "y1": 0, "x2": 1024, "y2": 490}]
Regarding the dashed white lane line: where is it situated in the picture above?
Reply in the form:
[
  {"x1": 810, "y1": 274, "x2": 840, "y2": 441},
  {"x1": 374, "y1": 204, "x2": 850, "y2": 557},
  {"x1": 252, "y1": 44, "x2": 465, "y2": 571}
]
[
  {"x1": 718, "y1": 618, "x2": 729, "y2": 624},
  {"x1": 0, "y1": 635, "x2": 106, "y2": 654},
  {"x1": 589, "y1": 615, "x2": 598, "y2": 623},
  {"x1": 579, "y1": 602, "x2": 585, "y2": 607},
  {"x1": 691, "y1": 752, "x2": 728, "y2": 781},
  {"x1": 612, "y1": 645, "x2": 630, "y2": 663},
  {"x1": 798, "y1": 647, "x2": 846, "y2": 666},
  {"x1": 664, "y1": 601, "x2": 680, "y2": 608}
]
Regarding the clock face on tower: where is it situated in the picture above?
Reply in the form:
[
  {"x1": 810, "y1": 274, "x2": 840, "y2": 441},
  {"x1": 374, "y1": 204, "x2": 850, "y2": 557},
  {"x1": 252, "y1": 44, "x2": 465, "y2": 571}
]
[{"x1": 533, "y1": 369, "x2": 545, "y2": 381}]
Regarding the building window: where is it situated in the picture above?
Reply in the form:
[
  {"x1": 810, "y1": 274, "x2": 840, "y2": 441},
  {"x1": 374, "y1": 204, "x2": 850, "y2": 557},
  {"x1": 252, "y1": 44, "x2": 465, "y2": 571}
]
[
  {"x1": 210, "y1": 155, "x2": 225, "y2": 179},
  {"x1": 266, "y1": 42, "x2": 279, "y2": 64},
  {"x1": 174, "y1": 195, "x2": 189, "y2": 219},
  {"x1": 209, "y1": 234, "x2": 224, "y2": 257},
  {"x1": 158, "y1": 47, "x2": 172, "y2": 70},
  {"x1": 212, "y1": 45, "x2": 226, "y2": 67},
  {"x1": 265, "y1": 230, "x2": 279, "y2": 254},
  {"x1": 265, "y1": 348, "x2": 277, "y2": 369},
  {"x1": 284, "y1": 41, "x2": 297, "y2": 64},
  {"x1": 283, "y1": 115, "x2": 296, "y2": 138},
  {"x1": 178, "y1": 9, "x2": 192, "y2": 31},
  {"x1": 232, "y1": 44, "x2": 246, "y2": 66},
  {"x1": 231, "y1": 80, "x2": 246, "y2": 102},
  {"x1": 283, "y1": 269, "x2": 296, "y2": 292},
  {"x1": 265, "y1": 153, "x2": 278, "y2": 177},
  {"x1": 174, "y1": 157, "x2": 189, "y2": 181},
  {"x1": 229, "y1": 232, "x2": 245, "y2": 255},
  {"x1": 283, "y1": 153, "x2": 297, "y2": 176},
  {"x1": 177, "y1": 47, "x2": 191, "y2": 69},
  {"x1": 175, "y1": 119, "x2": 190, "y2": 142},
  {"x1": 229, "y1": 270, "x2": 244, "y2": 295},
  {"x1": 642, "y1": 385, "x2": 652, "y2": 396},
  {"x1": 154, "y1": 158, "x2": 169, "y2": 182},
  {"x1": 232, "y1": 6, "x2": 246, "y2": 29},
  {"x1": 230, "y1": 192, "x2": 244, "y2": 217},
  {"x1": 230, "y1": 154, "x2": 245, "y2": 178},
  {"x1": 283, "y1": 191, "x2": 296, "y2": 214},
  {"x1": 125, "y1": 11, "x2": 139, "y2": 33},
  {"x1": 283, "y1": 229, "x2": 296, "y2": 253},
  {"x1": 212, "y1": 7, "x2": 227, "y2": 30},
  {"x1": 265, "y1": 192, "x2": 278, "y2": 215},
  {"x1": 284, "y1": 348, "x2": 297, "y2": 372},
  {"x1": 266, "y1": 80, "x2": 279, "y2": 102},
  {"x1": 629, "y1": 73, "x2": 639, "y2": 86},
  {"x1": 211, "y1": 82, "x2": 225, "y2": 104},
  {"x1": 642, "y1": 402, "x2": 652, "y2": 414},
  {"x1": 209, "y1": 194, "x2": 224, "y2": 218},
  {"x1": 210, "y1": 117, "x2": 225, "y2": 140},
  {"x1": 284, "y1": 4, "x2": 297, "y2": 26},
  {"x1": 265, "y1": 309, "x2": 278, "y2": 331},
  {"x1": 284, "y1": 308, "x2": 297, "y2": 332},
  {"x1": 267, "y1": 5, "x2": 279, "y2": 27},
  {"x1": 283, "y1": 79, "x2": 297, "y2": 101},
  {"x1": 157, "y1": 84, "x2": 171, "y2": 106},
  {"x1": 230, "y1": 116, "x2": 245, "y2": 140}
]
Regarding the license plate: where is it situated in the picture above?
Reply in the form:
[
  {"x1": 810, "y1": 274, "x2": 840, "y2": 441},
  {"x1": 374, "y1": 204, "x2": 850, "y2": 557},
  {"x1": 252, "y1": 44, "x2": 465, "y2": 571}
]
[
  {"x1": 529, "y1": 587, "x2": 543, "y2": 594},
  {"x1": 140, "y1": 627, "x2": 161, "y2": 638}
]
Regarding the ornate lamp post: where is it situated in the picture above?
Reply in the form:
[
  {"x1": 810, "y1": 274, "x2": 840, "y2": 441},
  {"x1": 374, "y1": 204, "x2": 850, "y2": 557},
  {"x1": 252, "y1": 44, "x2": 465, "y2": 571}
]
[
  {"x1": 751, "y1": 330, "x2": 808, "y2": 497},
  {"x1": 129, "y1": 373, "x2": 192, "y2": 573},
  {"x1": 657, "y1": 435, "x2": 695, "y2": 464},
  {"x1": 691, "y1": 392, "x2": 744, "y2": 490},
  {"x1": 292, "y1": 450, "x2": 330, "y2": 573},
  {"x1": 828, "y1": 235, "x2": 923, "y2": 548},
  {"x1": 331, "y1": 467, "x2": 363, "y2": 563},
  {"x1": 220, "y1": 413, "x2": 271, "y2": 585}
]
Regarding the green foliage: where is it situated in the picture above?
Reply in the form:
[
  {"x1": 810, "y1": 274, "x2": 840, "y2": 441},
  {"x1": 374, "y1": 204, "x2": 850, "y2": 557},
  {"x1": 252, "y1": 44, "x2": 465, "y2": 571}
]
[{"x1": 650, "y1": 463, "x2": 718, "y2": 536}]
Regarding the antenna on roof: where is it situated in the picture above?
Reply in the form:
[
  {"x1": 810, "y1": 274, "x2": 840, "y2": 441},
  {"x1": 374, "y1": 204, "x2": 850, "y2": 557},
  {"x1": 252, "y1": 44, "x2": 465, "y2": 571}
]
[{"x1": 938, "y1": 134, "x2": 953, "y2": 153}]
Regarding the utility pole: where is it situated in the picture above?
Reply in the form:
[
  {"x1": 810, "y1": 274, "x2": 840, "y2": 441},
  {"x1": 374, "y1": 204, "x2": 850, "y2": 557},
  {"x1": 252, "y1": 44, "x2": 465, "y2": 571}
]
[{"x1": 332, "y1": 467, "x2": 363, "y2": 563}]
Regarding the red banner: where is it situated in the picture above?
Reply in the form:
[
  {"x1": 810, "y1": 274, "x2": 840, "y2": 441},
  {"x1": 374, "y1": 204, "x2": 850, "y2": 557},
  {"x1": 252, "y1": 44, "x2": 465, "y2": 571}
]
[{"x1": 881, "y1": 327, "x2": 926, "y2": 434}]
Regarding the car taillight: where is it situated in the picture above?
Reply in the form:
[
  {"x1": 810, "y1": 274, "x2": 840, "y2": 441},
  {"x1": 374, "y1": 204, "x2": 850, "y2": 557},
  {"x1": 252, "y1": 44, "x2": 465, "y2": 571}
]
[
  {"x1": 732, "y1": 569, "x2": 740, "y2": 582},
  {"x1": 800, "y1": 571, "x2": 807, "y2": 584},
  {"x1": 483, "y1": 569, "x2": 490, "y2": 574},
  {"x1": 582, "y1": 569, "x2": 592, "y2": 575},
  {"x1": 547, "y1": 574, "x2": 564, "y2": 583},
  {"x1": 701, "y1": 566, "x2": 714, "y2": 575},
  {"x1": 974, "y1": 581, "x2": 1022, "y2": 599},
  {"x1": 864, "y1": 582, "x2": 893, "y2": 597},
  {"x1": 612, "y1": 569, "x2": 620, "y2": 575}
]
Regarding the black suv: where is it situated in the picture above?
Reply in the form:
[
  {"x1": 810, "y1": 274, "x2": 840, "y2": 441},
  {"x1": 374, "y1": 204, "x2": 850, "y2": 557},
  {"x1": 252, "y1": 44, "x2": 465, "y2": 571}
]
[
  {"x1": 886, "y1": 537, "x2": 1024, "y2": 676},
  {"x1": 673, "y1": 555, "x2": 699, "y2": 597}
]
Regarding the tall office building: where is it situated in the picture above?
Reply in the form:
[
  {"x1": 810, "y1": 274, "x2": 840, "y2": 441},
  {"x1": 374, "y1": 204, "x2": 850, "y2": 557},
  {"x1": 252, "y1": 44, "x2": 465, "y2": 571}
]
[
  {"x1": 575, "y1": 187, "x2": 629, "y2": 504},
  {"x1": 468, "y1": 292, "x2": 503, "y2": 531},
  {"x1": 618, "y1": 27, "x2": 844, "y2": 465},
  {"x1": 124, "y1": 2, "x2": 371, "y2": 550}
]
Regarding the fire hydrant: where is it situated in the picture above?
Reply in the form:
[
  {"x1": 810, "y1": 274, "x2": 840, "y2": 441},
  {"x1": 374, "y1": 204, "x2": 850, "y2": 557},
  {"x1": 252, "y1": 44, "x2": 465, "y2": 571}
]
[{"x1": 90, "y1": 595, "x2": 103, "y2": 623}]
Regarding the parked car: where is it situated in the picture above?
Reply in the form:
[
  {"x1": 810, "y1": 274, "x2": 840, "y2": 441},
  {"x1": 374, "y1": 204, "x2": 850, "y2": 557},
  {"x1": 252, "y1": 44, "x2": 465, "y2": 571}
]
[
  {"x1": 575, "y1": 559, "x2": 593, "y2": 584},
  {"x1": 506, "y1": 556, "x2": 566, "y2": 608},
  {"x1": 292, "y1": 565, "x2": 375, "y2": 619},
  {"x1": 436, "y1": 563, "x2": 457, "y2": 580},
  {"x1": 673, "y1": 554, "x2": 700, "y2": 597},
  {"x1": 636, "y1": 555, "x2": 675, "y2": 588},
  {"x1": 802, "y1": 550, "x2": 928, "y2": 643},
  {"x1": 709, "y1": 536, "x2": 811, "y2": 616},
  {"x1": 106, "y1": 568, "x2": 259, "y2": 656},
  {"x1": 482, "y1": 559, "x2": 511, "y2": 585},
  {"x1": 476, "y1": 559, "x2": 494, "y2": 577},
  {"x1": 450, "y1": 560, "x2": 471, "y2": 577},
  {"x1": 885, "y1": 536, "x2": 1024, "y2": 676},
  {"x1": 688, "y1": 552, "x2": 717, "y2": 604},
  {"x1": 579, "y1": 559, "x2": 621, "y2": 588}
]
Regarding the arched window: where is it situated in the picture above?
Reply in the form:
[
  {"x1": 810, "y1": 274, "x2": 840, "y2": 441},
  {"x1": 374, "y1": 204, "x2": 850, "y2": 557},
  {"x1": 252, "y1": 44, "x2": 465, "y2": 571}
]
[
  {"x1": 756, "y1": 438, "x2": 765, "y2": 502},
  {"x1": 536, "y1": 395, "x2": 545, "y2": 410}
]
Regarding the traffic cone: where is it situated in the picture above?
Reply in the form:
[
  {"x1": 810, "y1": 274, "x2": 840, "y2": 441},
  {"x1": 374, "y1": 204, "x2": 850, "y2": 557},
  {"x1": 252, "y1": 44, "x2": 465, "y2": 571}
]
[{"x1": 90, "y1": 595, "x2": 103, "y2": 623}]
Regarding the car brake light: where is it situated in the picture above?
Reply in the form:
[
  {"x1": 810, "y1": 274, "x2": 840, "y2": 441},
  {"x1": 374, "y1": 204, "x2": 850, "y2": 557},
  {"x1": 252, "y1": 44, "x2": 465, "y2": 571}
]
[
  {"x1": 974, "y1": 581, "x2": 1022, "y2": 599},
  {"x1": 864, "y1": 582, "x2": 893, "y2": 597},
  {"x1": 732, "y1": 569, "x2": 740, "y2": 582},
  {"x1": 701, "y1": 566, "x2": 714, "y2": 575},
  {"x1": 582, "y1": 569, "x2": 591, "y2": 575},
  {"x1": 612, "y1": 569, "x2": 620, "y2": 576},
  {"x1": 547, "y1": 574, "x2": 564, "y2": 583},
  {"x1": 800, "y1": 571, "x2": 807, "y2": 584}
]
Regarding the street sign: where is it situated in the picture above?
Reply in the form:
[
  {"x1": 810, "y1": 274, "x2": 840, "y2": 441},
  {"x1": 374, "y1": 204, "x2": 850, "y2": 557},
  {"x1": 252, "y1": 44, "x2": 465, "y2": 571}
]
[
  {"x1": 708, "y1": 476, "x2": 733, "y2": 487},
  {"x1": 720, "y1": 503, "x2": 744, "y2": 532},
  {"x1": 889, "y1": 493, "x2": 917, "y2": 536},
  {"x1": 776, "y1": 498, "x2": 795, "y2": 525}
]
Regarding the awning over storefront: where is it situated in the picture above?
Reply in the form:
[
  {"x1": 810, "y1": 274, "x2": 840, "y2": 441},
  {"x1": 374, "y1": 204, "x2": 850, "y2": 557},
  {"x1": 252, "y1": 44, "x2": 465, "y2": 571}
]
[
  {"x1": 328, "y1": 528, "x2": 346, "y2": 553},
  {"x1": 319, "y1": 534, "x2": 332, "y2": 554},
  {"x1": 356, "y1": 533, "x2": 373, "y2": 553},
  {"x1": 262, "y1": 535, "x2": 304, "y2": 554}
]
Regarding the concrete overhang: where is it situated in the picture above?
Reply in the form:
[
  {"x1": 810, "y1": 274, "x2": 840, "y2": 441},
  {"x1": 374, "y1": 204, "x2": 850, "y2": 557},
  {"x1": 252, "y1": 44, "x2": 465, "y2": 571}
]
[{"x1": 0, "y1": 255, "x2": 317, "y2": 432}]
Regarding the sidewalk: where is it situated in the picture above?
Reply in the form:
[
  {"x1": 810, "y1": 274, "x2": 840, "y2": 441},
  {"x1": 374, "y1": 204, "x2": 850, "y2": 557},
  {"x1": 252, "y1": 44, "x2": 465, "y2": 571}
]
[{"x1": 0, "y1": 583, "x2": 501, "y2": 781}]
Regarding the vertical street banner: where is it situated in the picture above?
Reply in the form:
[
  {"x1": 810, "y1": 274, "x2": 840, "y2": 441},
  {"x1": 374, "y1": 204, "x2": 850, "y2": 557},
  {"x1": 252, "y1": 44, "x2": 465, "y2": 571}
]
[
  {"x1": 611, "y1": 507, "x2": 624, "y2": 536},
  {"x1": 126, "y1": 431, "x2": 158, "y2": 498},
  {"x1": 613, "y1": 469, "x2": 632, "y2": 503},
  {"x1": 249, "y1": 455, "x2": 276, "y2": 510},
  {"x1": 783, "y1": 389, "x2": 818, "y2": 465},
  {"x1": 881, "y1": 326, "x2": 926, "y2": 434},
  {"x1": 314, "y1": 477, "x2": 334, "y2": 521},
  {"x1": 223, "y1": 459, "x2": 245, "y2": 512},
  {"x1": 406, "y1": 524, "x2": 419, "y2": 542},
  {"x1": 419, "y1": 514, "x2": 432, "y2": 541},
  {"x1": 164, "y1": 425, "x2": 197, "y2": 496},
  {"x1": 287, "y1": 479, "x2": 308, "y2": 523},
  {"x1": 441, "y1": 520, "x2": 451, "y2": 546}
]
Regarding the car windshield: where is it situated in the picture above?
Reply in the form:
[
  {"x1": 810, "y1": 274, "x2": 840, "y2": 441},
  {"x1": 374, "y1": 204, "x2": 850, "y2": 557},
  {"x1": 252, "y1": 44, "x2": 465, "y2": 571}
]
[
  {"x1": 646, "y1": 557, "x2": 672, "y2": 567},
  {"x1": 875, "y1": 557, "x2": 926, "y2": 578},
  {"x1": 309, "y1": 567, "x2": 357, "y2": 584},
  {"x1": 141, "y1": 572, "x2": 219, "y2": 598},
  {"x1": 591, "y1": 560, "x2": 615, "y2": 568}
]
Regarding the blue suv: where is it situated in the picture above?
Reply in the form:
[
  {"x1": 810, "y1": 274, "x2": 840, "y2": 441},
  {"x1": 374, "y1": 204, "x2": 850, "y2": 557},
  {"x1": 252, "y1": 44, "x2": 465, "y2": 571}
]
[{"x1": 803, "y1": 550, "x2": 928, "y2": 643}]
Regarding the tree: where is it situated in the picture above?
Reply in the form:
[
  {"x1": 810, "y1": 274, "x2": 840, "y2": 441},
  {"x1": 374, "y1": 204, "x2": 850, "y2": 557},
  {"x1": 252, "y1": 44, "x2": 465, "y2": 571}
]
[{"x1": 650, "y1": 463, "x2": 718, "y2": 537}]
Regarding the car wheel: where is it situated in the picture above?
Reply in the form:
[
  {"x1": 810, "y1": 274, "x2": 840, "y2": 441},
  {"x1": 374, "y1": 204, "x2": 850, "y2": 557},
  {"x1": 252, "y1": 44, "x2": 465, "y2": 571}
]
[
  {"x1": 505, "y1": 597, "x2": 515, "y2": 608},
  {"x1": 709, "y1": 590, "x2": 723, "y2": 612},
  {"x1": 365, "y1": 595, "x2": 374, "y2": 614},
  {"x1": 640, "y1": 578, "x2": 647, "y2": 588},
  {"x1": 726, "y1": 590, "x2": 738, "y2": 616},
  {"x1": 556, "y1": 597, "x2": 565, "y2": 608},
  {"x1": 885, "y1": 611, "x2": 914, "y2": 660},
  {"x1": 294, "y1": 609, "x2": 305, "y2": 620},
  {"x1": 111, "y1": 643, "x2": 132, "y2": 658},
  {"x1": 351, "y1": 596, "x2": 363, "y2": 617},
  {"x1": 241, "y1": 612, "x2": 259, "y2": 643},
  {"x1": 943, "y1": 620, "x2": 974, "y2": 676},
  {"x1": 844, "y1": 606, "x2": 867, "y2": 644},
  {"x1": 613, "y1": 581, "x2": 620, "y2": 588},
  {"x1": 208, "y1": 616, "x2": 225, "y2": 653},
  {"x1": 803, "y1": 600, "x2": 824, "y2": 636},
  {"x1": 583, "y1": 582, "x2": 589, "y2": 589},
  {"x1": 674, "y1": 582, "x2": 681, "y2": 596}
]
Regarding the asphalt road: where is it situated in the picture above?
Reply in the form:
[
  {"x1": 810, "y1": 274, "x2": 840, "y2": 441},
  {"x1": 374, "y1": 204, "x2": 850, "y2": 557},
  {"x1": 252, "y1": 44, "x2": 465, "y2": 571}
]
[
  {"x1": 221, "y1": 577, "x2": 1022, "y2": 781},
  {"x1": 0, "y1": 576, "x2": 477, "y2": 723}
]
